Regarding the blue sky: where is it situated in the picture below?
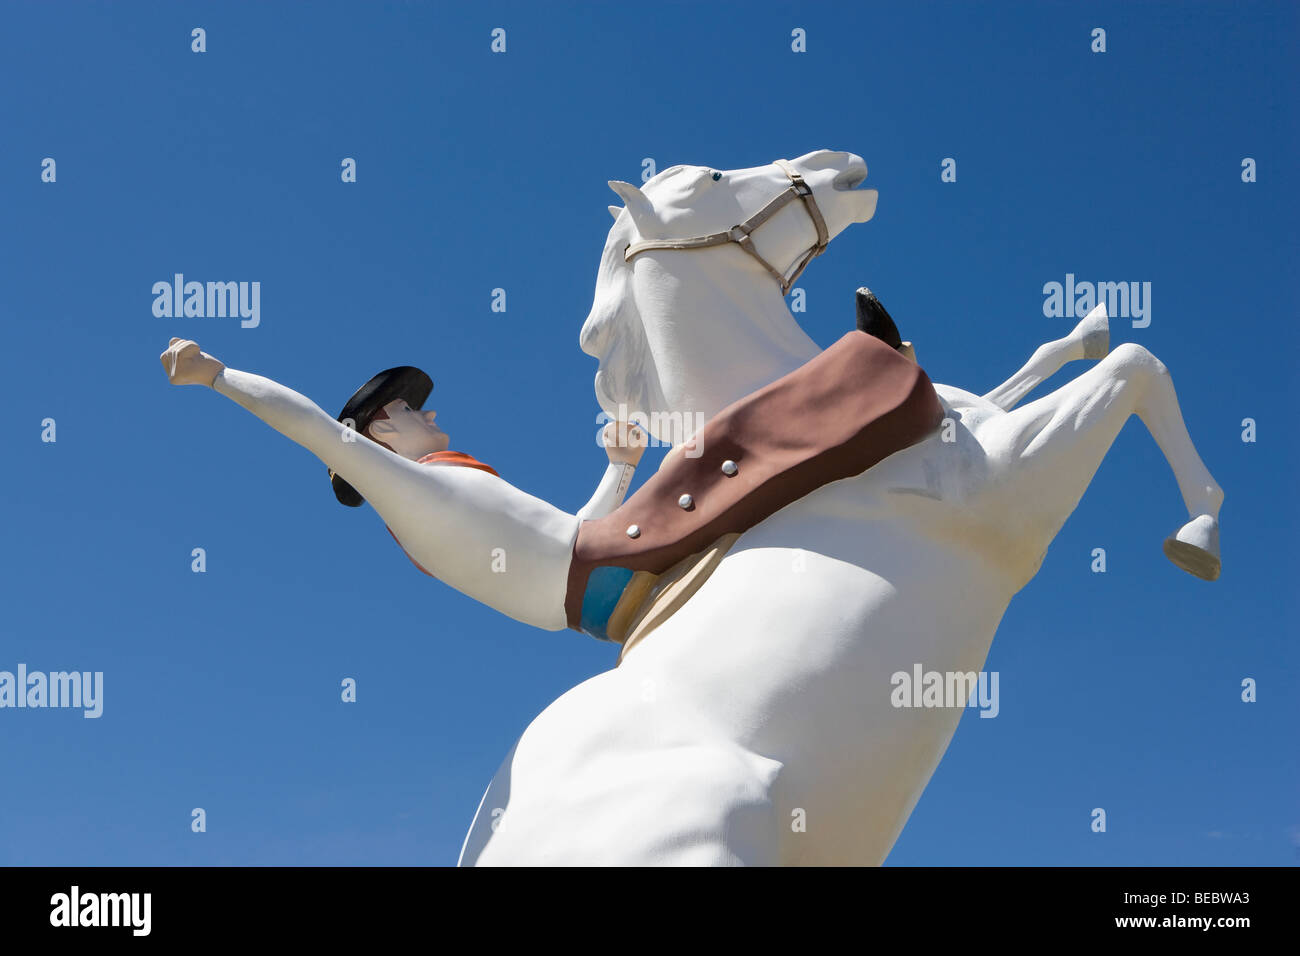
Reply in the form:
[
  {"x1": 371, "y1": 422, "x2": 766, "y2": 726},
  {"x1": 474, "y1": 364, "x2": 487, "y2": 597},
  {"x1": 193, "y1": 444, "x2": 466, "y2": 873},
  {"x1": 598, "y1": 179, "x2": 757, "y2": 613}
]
[{"x1": 1, "y1": 0, "x2": 1295, "y2": 865}]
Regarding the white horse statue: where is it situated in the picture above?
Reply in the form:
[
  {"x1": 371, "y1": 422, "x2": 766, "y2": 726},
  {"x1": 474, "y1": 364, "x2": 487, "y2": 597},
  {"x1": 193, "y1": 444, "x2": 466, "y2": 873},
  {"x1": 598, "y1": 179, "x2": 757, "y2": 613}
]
[{"x1": 458, "y1": 149, "x2": 1222, "y2": 865}]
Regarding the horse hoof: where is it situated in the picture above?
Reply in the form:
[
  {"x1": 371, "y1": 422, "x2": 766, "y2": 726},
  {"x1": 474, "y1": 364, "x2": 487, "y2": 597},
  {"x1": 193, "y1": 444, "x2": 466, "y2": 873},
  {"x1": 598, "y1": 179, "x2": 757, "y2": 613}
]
[
  {"x1": 1162, "y1": 515, "x2": 1220, "y2": 581},
  {"x1": 1068, "y1": 305, "x2": 1110, "y2": 360}
]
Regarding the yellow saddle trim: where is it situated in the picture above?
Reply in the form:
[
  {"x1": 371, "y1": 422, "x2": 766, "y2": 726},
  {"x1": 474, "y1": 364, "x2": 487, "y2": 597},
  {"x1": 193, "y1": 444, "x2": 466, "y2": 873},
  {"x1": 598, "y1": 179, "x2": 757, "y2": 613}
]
[{"x1": 609, "y1": 532, "x2": 741, "y2": 666}]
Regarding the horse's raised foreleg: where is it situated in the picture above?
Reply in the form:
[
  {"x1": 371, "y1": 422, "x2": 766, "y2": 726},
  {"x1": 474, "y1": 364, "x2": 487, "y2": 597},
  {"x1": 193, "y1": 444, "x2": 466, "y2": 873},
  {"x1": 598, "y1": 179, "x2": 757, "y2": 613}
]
[
  {"x1": 990, "y1": 341, "x2": 1224, "y2": 579},
  {"x1": 982, "y1": 305, "x2": 1111, "y2": 411}
]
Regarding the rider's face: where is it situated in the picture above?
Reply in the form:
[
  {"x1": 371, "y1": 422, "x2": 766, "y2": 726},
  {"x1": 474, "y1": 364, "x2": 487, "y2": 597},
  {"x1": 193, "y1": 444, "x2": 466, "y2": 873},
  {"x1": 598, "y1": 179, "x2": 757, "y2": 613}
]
[{"x1": 372, "y1": 398, "x2": 450, "y2": 457}]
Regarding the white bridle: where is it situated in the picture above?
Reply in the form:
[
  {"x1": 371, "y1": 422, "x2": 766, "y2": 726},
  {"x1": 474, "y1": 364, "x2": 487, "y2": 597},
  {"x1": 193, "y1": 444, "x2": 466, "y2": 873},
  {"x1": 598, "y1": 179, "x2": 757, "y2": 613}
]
[{"x1": 622, "y1": 159, "x2": 830, "y2": 296}]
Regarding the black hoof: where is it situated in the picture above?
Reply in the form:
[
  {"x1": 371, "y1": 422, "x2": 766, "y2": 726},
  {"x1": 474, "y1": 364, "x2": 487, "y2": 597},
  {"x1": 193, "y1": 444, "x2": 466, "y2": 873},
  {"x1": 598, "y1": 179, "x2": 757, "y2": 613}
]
[{"x1": 855, "y1": 288, "x2": 903, "y2": 351}]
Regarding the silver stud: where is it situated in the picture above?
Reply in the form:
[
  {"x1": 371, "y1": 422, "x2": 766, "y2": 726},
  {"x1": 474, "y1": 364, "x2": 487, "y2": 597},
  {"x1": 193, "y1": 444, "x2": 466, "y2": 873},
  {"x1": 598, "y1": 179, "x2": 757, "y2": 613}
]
[
  {"x1": 678, "y1": 494, "x2": 694, "y2": 509},
  {"x1": 626, "y1": 524, "x2": 641, "y2": 538},
  {"x1": 721, "y1": 459, "x2": 738, "y2": 476}
]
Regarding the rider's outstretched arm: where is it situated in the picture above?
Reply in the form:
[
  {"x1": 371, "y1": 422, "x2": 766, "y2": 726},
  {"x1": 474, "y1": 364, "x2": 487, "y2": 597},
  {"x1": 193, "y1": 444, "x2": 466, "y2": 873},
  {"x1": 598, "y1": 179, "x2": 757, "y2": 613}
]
[
  {"x1": 159, "y1": 338, "x2": 580, "y2": 630},
  {"x1": 213, "y1": 366, "x2": 394, "y2": 474},
  {"x1": 159, "y1": 336, "x2": 393, "y2": 480}
]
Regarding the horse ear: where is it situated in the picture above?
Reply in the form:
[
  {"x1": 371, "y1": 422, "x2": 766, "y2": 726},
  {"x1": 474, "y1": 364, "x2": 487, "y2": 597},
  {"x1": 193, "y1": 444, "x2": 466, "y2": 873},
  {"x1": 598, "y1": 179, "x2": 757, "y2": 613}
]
[
  {"x1": 608, "y1": 180, "x2": 657, "y2": 233},
  {"x1": 608, "y1": 205, "x2": 622, "y2": 221}
]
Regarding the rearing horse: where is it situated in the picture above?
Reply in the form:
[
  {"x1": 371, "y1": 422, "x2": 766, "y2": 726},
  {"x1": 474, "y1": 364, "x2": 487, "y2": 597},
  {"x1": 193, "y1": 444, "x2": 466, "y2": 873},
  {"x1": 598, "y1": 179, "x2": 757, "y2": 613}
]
[{"x1": 458, "y1": 150, "x2": 1222, "y2": 865}]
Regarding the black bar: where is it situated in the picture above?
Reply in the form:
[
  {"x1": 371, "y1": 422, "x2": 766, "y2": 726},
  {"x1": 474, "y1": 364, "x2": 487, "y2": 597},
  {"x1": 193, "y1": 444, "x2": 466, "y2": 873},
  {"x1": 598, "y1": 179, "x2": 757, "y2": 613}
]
[{"x1": 0, "y1": 866, "x2": 1290, "y2": 941}]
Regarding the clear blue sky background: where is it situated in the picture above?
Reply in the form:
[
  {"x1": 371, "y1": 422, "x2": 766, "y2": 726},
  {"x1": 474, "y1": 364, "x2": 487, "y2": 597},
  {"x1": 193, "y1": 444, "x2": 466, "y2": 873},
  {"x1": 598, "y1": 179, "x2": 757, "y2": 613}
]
[{"x1": 2, "y1": 0, "x2": 1295, "y2": 866}]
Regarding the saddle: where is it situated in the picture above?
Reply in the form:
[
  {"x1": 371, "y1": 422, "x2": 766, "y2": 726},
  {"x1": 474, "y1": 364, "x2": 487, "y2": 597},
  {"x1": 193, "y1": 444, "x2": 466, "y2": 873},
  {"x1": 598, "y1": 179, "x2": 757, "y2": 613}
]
[{"x1": 566, "y1": 321, "x2": 944, "y2": 644}]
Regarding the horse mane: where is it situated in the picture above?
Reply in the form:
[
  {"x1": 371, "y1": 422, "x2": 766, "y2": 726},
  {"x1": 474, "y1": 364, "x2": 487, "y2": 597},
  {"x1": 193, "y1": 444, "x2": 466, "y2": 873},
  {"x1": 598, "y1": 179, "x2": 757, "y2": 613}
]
[{"x1": 579, "y1": 211, "x2": 661, "y2": 422}]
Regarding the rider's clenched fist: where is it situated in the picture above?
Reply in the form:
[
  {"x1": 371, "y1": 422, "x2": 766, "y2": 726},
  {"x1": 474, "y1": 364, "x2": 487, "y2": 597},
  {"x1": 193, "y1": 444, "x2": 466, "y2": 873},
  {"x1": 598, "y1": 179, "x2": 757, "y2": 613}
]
[
  {"x1": 602, "y1": 420, "x2": 647, "y2": 467},
  {"x1": 160, "y1": 338, "x2": 225, "y2": 387}
]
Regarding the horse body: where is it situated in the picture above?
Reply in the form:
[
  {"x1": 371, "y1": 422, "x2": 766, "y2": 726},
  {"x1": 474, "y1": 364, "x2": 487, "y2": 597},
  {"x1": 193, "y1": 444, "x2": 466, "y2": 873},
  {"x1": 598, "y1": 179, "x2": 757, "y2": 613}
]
[
  {"x1": 459, "y1": 152, "x2": 1221, "y2": 865},
  {"x1": 461, "y1": 385, "x2": 1038, "y2": 866},
  {"x1": 462, "y1": 500, "x2": 1012, "y2": 865}
]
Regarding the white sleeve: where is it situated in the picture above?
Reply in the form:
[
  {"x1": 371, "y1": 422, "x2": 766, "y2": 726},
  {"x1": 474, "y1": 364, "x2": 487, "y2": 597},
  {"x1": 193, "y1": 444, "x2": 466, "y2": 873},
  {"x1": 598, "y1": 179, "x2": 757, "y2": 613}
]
[
  {"x1": 576, "y1": 461, "x2": 636, "y2": 521},
  {"x1": 211, "y1": 366, "x2": 579, "y2": 631},
  {"x1": 212, "y1": 367, "x2": 393, "y2": 477}
]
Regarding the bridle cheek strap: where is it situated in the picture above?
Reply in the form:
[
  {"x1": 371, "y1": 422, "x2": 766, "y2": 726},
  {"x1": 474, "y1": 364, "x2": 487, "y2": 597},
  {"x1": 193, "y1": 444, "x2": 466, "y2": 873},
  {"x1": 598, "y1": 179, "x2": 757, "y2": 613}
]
[{"x1": 622, "y1": 159, "x2": 830, "y2": 296}]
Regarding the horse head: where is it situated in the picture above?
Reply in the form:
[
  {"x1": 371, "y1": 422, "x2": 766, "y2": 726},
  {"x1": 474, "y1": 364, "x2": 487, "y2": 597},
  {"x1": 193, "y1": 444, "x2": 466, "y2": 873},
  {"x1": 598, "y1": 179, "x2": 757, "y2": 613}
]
[{"x1": 580, "y1": 150, "x2": 879, "y2": 443}]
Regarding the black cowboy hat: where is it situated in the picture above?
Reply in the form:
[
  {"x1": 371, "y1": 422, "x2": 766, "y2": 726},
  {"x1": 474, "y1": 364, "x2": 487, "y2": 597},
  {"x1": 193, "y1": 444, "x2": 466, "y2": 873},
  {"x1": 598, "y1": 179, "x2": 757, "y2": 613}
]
[{"x1": 329, "y1": 365, "x2": 433, "y2": 507}]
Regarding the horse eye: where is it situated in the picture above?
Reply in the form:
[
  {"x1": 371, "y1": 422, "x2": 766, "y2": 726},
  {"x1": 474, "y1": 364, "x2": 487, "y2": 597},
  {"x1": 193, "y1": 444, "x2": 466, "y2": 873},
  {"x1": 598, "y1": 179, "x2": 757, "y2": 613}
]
[{"x1": 711, "y1": 171, "x2": 722, "y2": 181}]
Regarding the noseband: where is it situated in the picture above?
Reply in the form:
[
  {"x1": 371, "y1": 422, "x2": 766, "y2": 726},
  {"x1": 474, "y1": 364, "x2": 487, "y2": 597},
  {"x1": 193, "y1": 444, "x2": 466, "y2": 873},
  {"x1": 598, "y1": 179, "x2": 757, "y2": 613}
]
[{"x1": 622, "y1": 159, "x2": 829, "y2": 296}]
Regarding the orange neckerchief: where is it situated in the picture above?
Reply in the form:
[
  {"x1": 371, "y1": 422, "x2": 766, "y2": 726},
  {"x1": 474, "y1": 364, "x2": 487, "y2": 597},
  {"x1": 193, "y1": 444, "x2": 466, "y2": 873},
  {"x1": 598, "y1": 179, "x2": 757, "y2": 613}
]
[{"x1": 415, "y1": 450, "x2": 500, "y2": 477}]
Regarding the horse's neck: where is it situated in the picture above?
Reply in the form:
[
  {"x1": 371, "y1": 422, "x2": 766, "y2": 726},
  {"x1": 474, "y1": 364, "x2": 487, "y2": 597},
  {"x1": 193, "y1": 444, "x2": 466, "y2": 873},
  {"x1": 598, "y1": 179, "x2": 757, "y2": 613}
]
[{"x1": 640, "y1": 258, "x2": 821, "y2": 420}]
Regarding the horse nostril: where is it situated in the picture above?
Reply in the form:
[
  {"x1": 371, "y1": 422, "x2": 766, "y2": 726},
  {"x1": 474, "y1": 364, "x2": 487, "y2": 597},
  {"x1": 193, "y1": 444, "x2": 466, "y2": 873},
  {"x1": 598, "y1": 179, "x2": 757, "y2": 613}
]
[{"x1": 833, "y1": 166, "x2": 868, "y2": 190}]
